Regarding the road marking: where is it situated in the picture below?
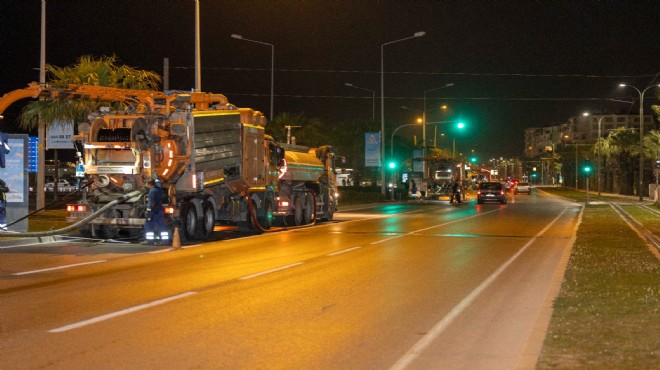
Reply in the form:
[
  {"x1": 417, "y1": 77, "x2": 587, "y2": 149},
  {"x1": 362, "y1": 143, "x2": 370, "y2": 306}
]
[
  {"x1": 49, "y1": 291, "x2": 198, "y2": 333},
  {"x1": 238, "y1": 262, "x2": 304, "y2": 280},
  {"x1": 13, "y1": 260, "x2": 108, "y2": 276},
  {"x1": 390, "y1": 208, "x2": 569, "y2": 370},
  {"x1": 326, "y1": 247, "x2": 361, "y2": 256},
  {"x1": 370, "y1": 208, "x2": 500, "y2": 245}
]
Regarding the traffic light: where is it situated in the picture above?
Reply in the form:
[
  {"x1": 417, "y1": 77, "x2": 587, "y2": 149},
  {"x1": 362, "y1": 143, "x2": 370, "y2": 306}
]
[
  {"x1": 582, "y1": 160, "x2": 592, "y2": 175},
  {"x1": 388, "y1": 161, "x2": 396, "y2": 170},
  {"x1": 470, "y1": 156, "x2": 477, "y2": 163},
  {"x1": 457, "y1": 121, "x2": 465, "y2": 129}
]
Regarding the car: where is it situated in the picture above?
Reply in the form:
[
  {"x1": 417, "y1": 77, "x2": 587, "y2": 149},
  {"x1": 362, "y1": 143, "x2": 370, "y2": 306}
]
[
  {"x1": 514, "y1": 182, "x2": 532, "y2": 194},
  {"x1": 45, "y1": 180, "x2": 72, "y2": 191},
  {"x1": 477, "y1": 182, "x2": 507, "y2": 204}
]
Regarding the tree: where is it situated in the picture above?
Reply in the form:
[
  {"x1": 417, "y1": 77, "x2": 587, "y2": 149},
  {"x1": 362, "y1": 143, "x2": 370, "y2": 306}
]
[{"x1": 18, "y1": 55, "x2": 160, "y2": 130}]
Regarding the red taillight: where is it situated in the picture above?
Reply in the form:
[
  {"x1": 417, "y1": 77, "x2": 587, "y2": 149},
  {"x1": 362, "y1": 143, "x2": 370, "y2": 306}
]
[
  {"x1": 477, "y1": 190, "x2": 482, "y2": 195},
  {"x1": 67, "y1": 204, "x2": 88, "y2": 212},
  {"x1": 500, "y1": 191, "x2": 505, "y2": 195},
  {"x1": 164, "y1": 206, "x2": 175, "y2": 214}
]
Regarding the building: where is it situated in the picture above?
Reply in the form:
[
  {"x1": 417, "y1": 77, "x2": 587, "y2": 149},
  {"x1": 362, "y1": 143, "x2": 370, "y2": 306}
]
[{"x1": 524, "y1": 114, "x2": 655, "y2": 158}]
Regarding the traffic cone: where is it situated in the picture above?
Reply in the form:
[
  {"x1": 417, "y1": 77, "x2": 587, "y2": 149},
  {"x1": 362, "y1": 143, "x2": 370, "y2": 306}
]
[{"x1": 171, "y1": 226, "x2": 181, "y2": 249}]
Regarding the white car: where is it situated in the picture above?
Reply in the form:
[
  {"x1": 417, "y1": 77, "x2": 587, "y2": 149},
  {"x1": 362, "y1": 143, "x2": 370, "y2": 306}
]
[
  {"x1": 514, "y1": 182, "x2": 532, "y2": 194},
  {"x1": 45, "y1": 180, "x2": 72, "y2": 191}
]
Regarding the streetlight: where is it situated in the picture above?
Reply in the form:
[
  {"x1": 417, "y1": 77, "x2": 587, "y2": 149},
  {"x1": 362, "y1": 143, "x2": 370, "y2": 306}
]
[
  {"x1": 380, "y1": 31, "x2": 426, "y2": 198},
  {"x1": 390, "y1": 121, "x2": 423, "y2": 158},
  {"x1": 618, "y1": 83, "x2": 660, "y2": 201},
  {"x1": 423, "y1": 83, "x2": 454, "y2": 147},
  {"x1": 583, "y1": 112, "x2": 606, "y2": 195},
  {"x1": 345, "y1": 83, "x2": 375, "y2": 121},
  {"x1": 231, "y1": 34, "x2": 275, "y2": 121}
]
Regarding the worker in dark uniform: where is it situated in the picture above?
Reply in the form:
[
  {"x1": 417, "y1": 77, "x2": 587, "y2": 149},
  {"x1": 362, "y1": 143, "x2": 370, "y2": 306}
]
[
  {"x1": 0, "y1": 178, "x2": 8, "y2": 230},
  {"x1": 143, "y1": 178, "x2": 169, "y2": 245}
]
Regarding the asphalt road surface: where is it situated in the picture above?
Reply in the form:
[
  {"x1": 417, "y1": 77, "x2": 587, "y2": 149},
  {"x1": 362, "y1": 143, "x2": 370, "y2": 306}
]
[{"x1": 0, "y1": 191, "x2": 580, "y2": 369}]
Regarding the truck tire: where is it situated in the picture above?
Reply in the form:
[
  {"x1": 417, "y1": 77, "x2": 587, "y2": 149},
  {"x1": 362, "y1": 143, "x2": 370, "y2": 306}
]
[
  {"x1": 293, "y1": 197, "x2": 304, "y2": 225},
  {"x1": 303, "y1": 195, "x2": 314, "y2": 224},
  {"x1": 97, "y1": 225, "x2": 118, "y2": 240},
  {"x1": 200, "y1": 201, "x2": 216, "y2": 239},
  {"x1": 181, "y1": 202, "x2": 198, "y2": 241},
  {"x1": 321, "y1": 194, "x2": 334, "y2": 221}
]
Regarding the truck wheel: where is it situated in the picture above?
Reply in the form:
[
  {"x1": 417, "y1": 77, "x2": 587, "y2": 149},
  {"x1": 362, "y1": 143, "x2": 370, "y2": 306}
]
[
  {"x1": 321, "y1": 194, "x2": 334, "y2": 221},
  {"x1": 181, "y1": 202, "x2": 198, "y2": 241},
  {"x1": 303, "y1": 195, "x2": 314, "y2": 224},
  {"x1": 97, "y1": 225, "x2": 118, "y2": 240},
  {"x1": 200, "y1": 201, "x2": 216, "y2": 239},
  {"x1": 258, "y1": 200, "x2": 273, "y2": 230},
  {"x1": 293, "y1": 197, "x2": 304, "y2": 225}
]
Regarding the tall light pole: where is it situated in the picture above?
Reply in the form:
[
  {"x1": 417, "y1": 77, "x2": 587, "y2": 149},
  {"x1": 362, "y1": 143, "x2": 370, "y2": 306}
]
[
  {"x1": 583, "y1": 112, "x2": 605, "y2": 195},
  {"x1": 231, "y1": 34, "x2": 275, "y2": 121},
  {"x1": 345, "y1": 83, "x2": 375, "y2": 121},
  {"x1": 619, "y1": 83, "x2": 660, "y2": 201},
  {"x1": 380, "y1": 31, "x2": 425, "y2": 198},
  {"x1": 37, "y1": 0, "x2": 47, "y2": 211}
]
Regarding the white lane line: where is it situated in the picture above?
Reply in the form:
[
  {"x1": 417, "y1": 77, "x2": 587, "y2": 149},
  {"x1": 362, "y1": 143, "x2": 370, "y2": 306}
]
[
  {"x1": 238, "y1": 262, "x2": 304, "y2": 280},
  {"x1": 390, "y1": 208, "x2": 569, "y2": 370},
  {"x1": 49, "y1": 291, "x2": 198, "y2": 333},
  {"x1": 12, "y1": 260, "x2": 108, "y2": 276},
  {"x1": 370, "y1": 208, "x2": 500, "y2": 245},
  {"x1": 326, "y1": 247, "x2": 362, "y2": 256}
]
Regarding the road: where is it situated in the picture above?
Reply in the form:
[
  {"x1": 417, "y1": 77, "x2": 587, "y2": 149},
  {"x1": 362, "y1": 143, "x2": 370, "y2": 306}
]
[{"x1": 0, "y1": 191, "x2": 580, "y2": 369}]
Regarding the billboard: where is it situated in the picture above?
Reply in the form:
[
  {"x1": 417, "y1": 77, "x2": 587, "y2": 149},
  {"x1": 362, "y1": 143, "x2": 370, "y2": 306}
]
[
  {"x1": 46, "y1": 120, "x2": 74, "y2": 149},
  {"x1": 364, "y1": 132, "x2": 381, "y2": 167}
]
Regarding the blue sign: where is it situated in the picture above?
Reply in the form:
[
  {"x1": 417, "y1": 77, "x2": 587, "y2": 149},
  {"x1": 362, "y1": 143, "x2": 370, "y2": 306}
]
[
  {"x1": 365, "y1": 132, "x2": 381, "y2": 167},
  {"x1": 28, "y1": 136, "x2": 38, "y2": 173}
]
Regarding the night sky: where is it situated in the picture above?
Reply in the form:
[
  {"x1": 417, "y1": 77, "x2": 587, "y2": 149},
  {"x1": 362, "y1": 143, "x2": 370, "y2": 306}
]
[{"x1": 1, "y1": 0, "x2": 658, "y2": 160}]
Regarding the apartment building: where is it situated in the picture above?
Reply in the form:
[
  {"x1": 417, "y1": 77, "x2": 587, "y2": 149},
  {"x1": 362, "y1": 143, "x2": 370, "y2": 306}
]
[{"x1": 524, "y1": 114, "x2": 655, "y2": 158}]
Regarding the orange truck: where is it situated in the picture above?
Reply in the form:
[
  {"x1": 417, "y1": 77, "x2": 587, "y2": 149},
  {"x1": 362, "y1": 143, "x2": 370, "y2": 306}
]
[{"x1": 0, "y1": 83, "x2": 338, "y2": 241}]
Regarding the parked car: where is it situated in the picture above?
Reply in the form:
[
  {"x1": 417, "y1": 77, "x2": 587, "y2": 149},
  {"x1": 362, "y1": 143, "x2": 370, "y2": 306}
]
[
  {"x1": 477, "y1": 182, "x2": 507, "y2": 204},
  {"x1": 514, "y1": 182, "x2": 532, "y2": 194},
  {"x1": 45, "y1": 180, "x2": 73, "y2": 192}
]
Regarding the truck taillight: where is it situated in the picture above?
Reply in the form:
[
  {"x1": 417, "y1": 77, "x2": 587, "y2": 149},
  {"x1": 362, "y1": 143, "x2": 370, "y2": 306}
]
[
  {"x1": 164, "y1": 206, "x2": 175, "y2": 214},
  {"x1": 279, "y1": 201, "x2": 289, "y2": 207},
  {"x1": 67, "y1": 204, "x2": 88, "y2": 212}
]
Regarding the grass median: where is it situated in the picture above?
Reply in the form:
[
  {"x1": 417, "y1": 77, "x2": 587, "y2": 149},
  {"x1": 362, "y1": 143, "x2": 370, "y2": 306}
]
[{"x1": 536, "y1": 188, "x2": 660, "y2": 369}]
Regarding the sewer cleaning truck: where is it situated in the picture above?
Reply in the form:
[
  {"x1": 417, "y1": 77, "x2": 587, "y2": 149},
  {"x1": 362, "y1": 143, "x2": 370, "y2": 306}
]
[{"x1": 0, "y1": 83, "x2": 338, "y2": 241}]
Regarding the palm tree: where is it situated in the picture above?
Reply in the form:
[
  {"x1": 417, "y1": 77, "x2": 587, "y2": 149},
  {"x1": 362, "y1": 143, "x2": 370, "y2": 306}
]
[
  {"x1": 600, "y1": 128, "x2": 638, "y2": 195},
  {"x1": 17, "y1": 55, "x2": 160, "y2": 209},
  {"x1": 18, "y1": 55, "x2": 160, "y2": 130}
]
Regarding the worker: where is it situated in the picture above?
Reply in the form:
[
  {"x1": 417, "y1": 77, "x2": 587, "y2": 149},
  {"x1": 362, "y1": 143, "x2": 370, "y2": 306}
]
[
  {"x1": 0, "y1": 178, "x2": 8, "y2": 230},
  {"x1": 143, "y1": 178, "x2": 169, "y2": 245},
  {"x1": 451, "y1": 181, "x2": 462, "y2": 204}
]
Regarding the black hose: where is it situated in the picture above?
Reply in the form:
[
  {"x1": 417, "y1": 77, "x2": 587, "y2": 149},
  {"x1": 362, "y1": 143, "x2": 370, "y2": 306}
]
[
  {"x1": 0, "y1": 190, "x2": 144, "y2": 238},
  {"x1": 7, "y1": 181, "x2": 93, "y2": 228}
]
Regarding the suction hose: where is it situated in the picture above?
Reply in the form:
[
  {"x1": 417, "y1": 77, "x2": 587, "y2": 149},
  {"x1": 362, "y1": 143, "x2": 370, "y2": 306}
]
[{"x1": 0, "y1": 190, "x2": 145, "y2": 238}]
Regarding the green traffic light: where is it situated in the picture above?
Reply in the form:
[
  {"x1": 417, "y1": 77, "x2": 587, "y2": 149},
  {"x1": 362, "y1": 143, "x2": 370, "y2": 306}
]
[
  {"x1": 470, "y1": 156, "x2": 477, "y2": 163},
  {"x1": 457, "y1": 122, "x2": 465, "y2": 129},
  {"x1": 388, "y1": 162, "x2": 396, "y2": 169},
  {"x1": 583, "y1": 160, "x2": 592, "y2": 174}
]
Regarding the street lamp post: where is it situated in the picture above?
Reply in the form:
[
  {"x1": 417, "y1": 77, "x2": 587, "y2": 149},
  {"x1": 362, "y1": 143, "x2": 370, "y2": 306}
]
[
  {"x1": 231, "y1": 34, "x2": 275, "y2": 121},
  {"x1": 423, "y1": 83, "x2": 454, "y2": 147},
  {"x1": 583, "y1": 112, "x2": 605, "y2": 195},
  {"x1": 345, "y1": 83, "x2": 375, "y2": 121},
  {"x1": 618, "y1": 83, "x2": 660, "y2": 201},
  {"x1": 380, "y1": 31, "x2": 425, "y2": 198}
]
